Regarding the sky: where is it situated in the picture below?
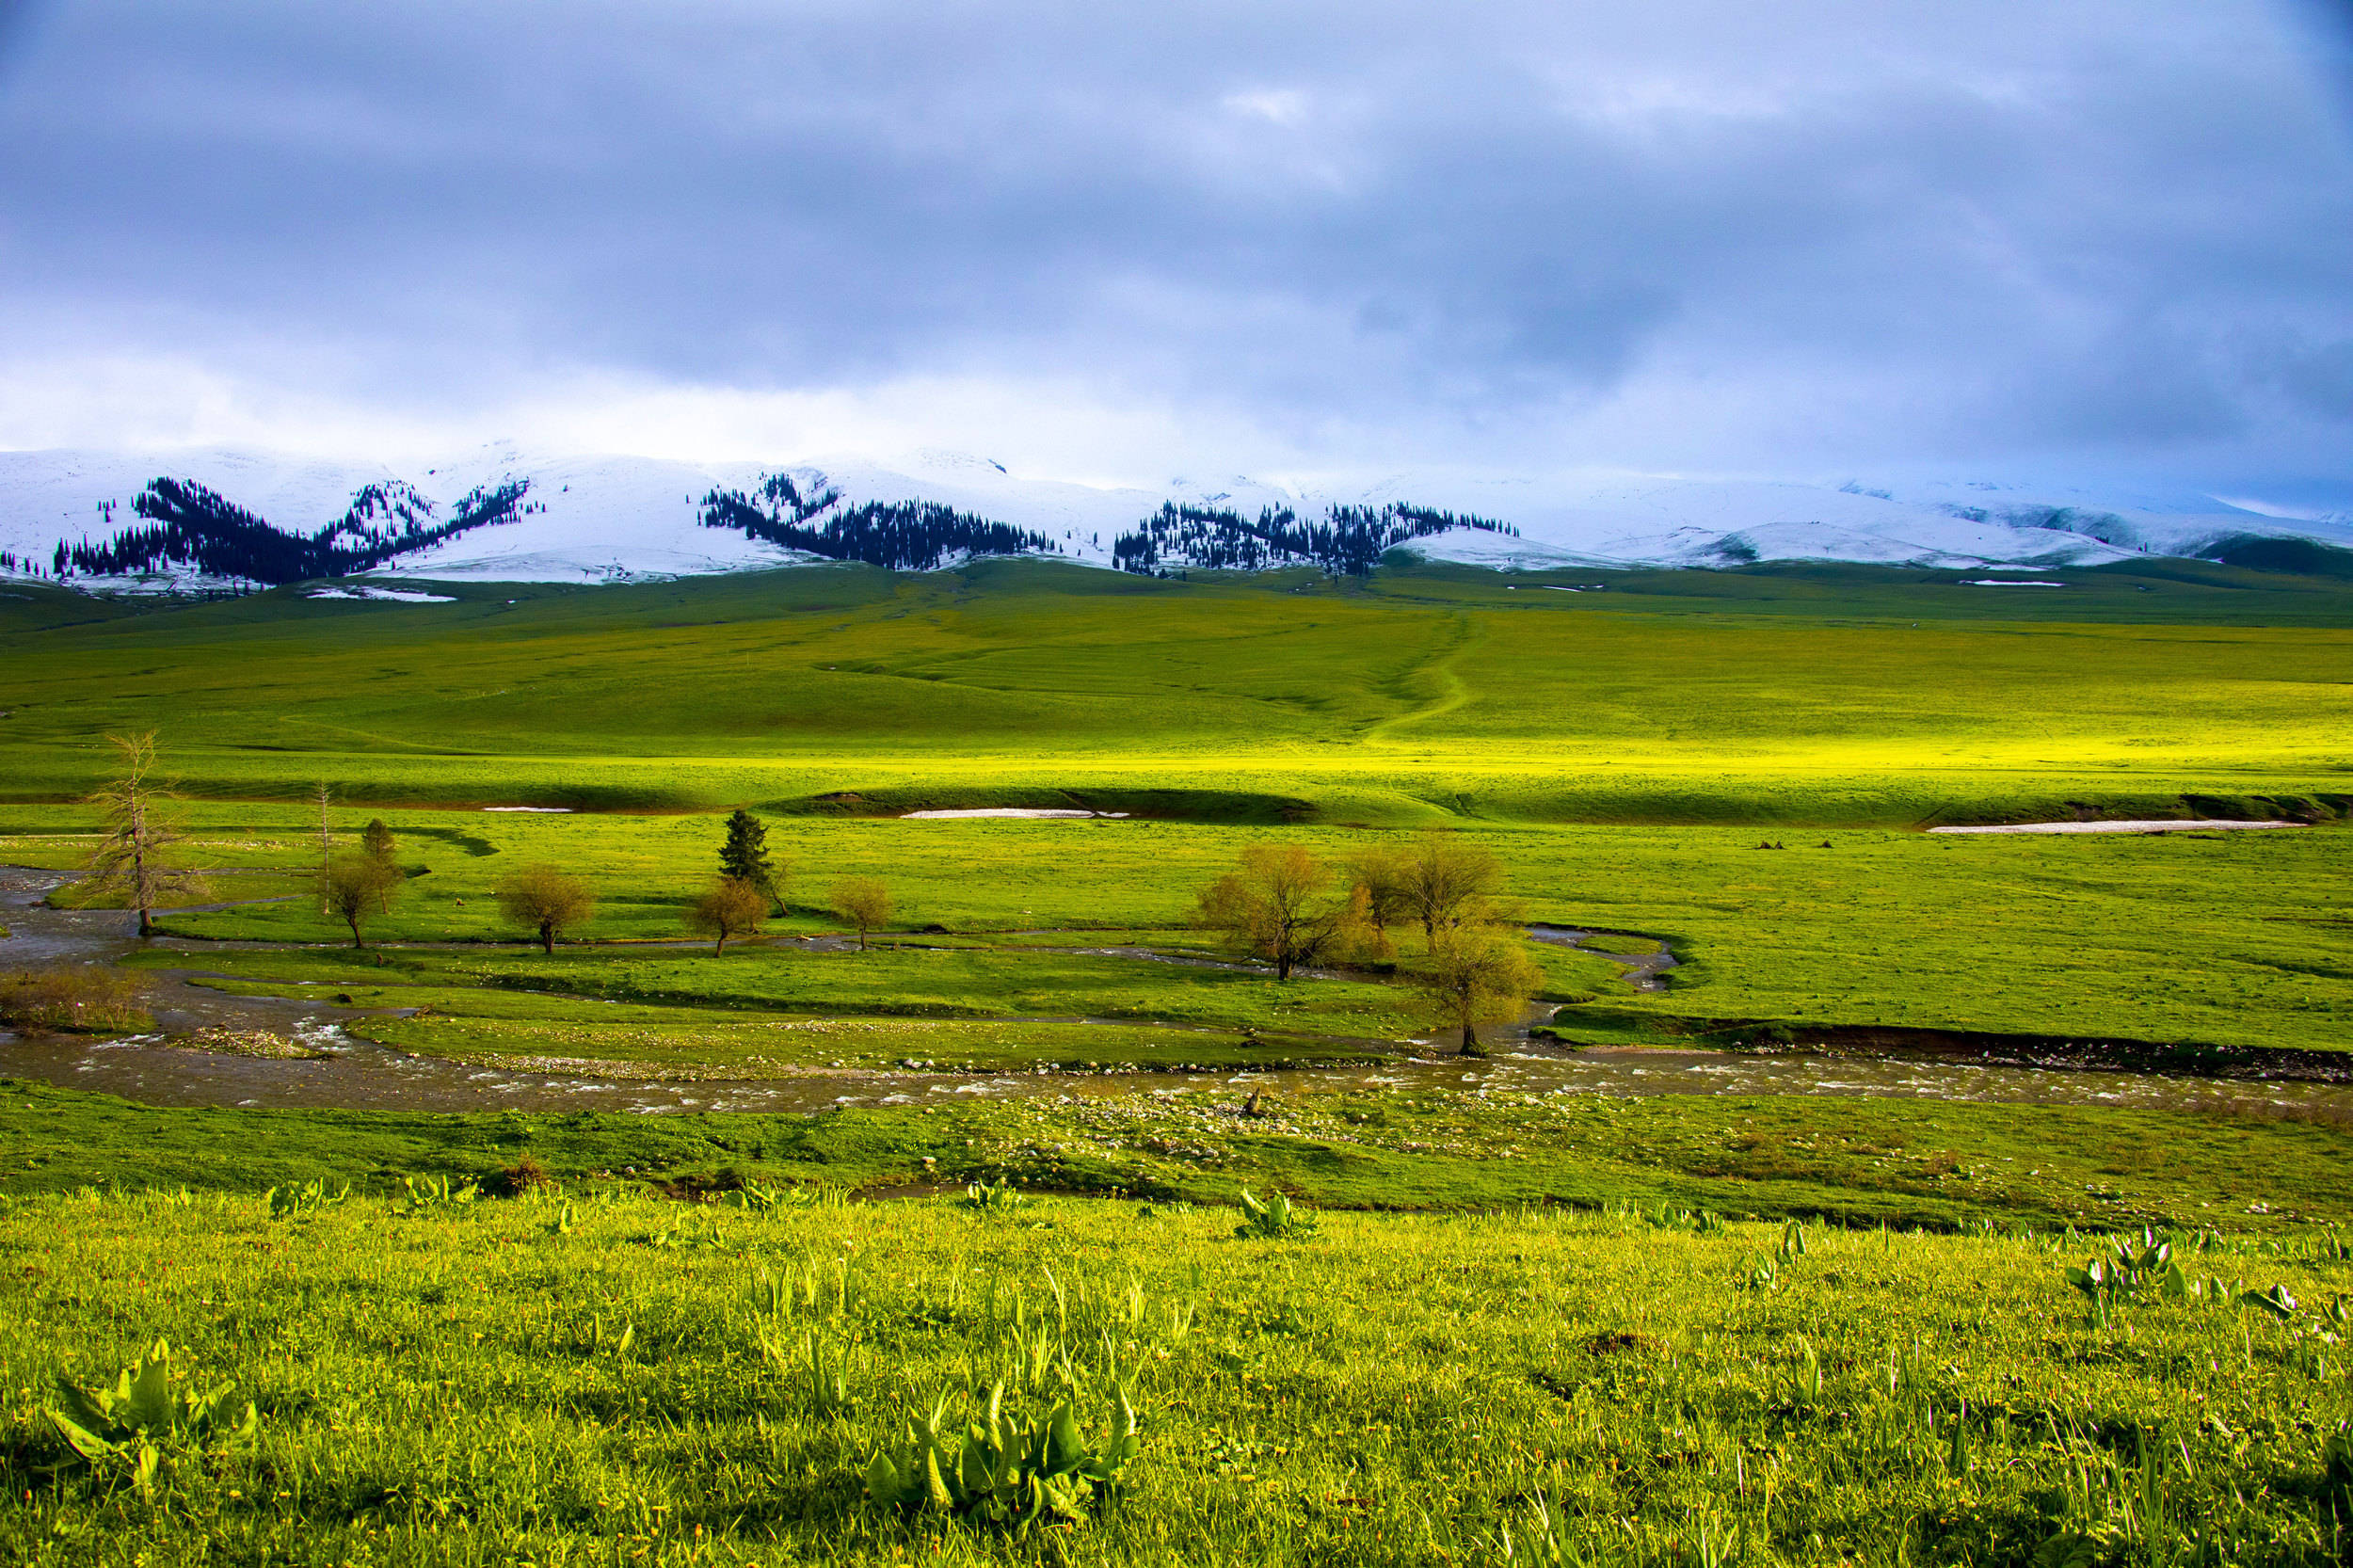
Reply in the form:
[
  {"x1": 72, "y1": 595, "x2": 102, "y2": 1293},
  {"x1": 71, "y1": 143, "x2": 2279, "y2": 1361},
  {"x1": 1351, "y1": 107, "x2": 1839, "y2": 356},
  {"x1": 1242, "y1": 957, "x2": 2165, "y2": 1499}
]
[{"x1": 0, "y1": 0, "x2": 2348, "y2": 500}]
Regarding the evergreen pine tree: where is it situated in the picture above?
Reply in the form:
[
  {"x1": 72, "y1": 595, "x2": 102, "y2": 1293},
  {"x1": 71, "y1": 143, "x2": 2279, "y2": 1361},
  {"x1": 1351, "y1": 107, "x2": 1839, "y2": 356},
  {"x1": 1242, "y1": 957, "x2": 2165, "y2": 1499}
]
[{"x1": 718, "y1": 809, "x2": 779, "y2": 910}]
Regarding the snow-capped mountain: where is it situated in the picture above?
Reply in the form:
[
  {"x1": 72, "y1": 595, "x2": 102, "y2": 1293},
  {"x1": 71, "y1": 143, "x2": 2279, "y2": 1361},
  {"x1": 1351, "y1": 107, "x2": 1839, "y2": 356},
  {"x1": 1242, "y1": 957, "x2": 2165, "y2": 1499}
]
[{"x1": 0, "y1": 442, "x2": 2345, "y2": 590}]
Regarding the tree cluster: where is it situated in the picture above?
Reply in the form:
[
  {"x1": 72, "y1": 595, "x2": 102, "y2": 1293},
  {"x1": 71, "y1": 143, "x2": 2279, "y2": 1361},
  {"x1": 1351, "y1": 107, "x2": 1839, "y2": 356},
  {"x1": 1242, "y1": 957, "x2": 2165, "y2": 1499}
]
[
  {"x1": 699, "y1": 475, "x2": 1058, "y2": 571},
  {"x1": 686, "y1": 809, "x2": 894, "y2": 953},
  {"x1": 1196, "y1": 831, "x2": 1542, "y2": 1055},
  {"x1": 1113, "y1": 501, "x2": 1517, "y2": 578},
  {"x1": 321, "y1": 818, "x2": 408, "y2": 948},
  {"x1": 52, "y1": 475, "x2": 536, "y2": 584},
  {"x1": 687, "y1": 808, "x2": 789, "y2": 952},
  {"x1": 696, "y1": 472, "x2": 842, "y2": 538}
]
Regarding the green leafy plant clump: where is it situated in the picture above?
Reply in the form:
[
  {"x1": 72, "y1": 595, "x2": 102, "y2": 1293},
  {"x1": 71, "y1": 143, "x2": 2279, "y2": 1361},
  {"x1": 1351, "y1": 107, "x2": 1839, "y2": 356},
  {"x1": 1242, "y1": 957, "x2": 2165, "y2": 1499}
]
[
  {"x1": 863, "y1": 1383, "x2": 1143, "y2": 1528},
  {"x1": 45, "y1": 1339, "x2": 258, "y2": 1500},
  {"x1": 1231, "y1": 1187, "x2": 1318, "y2": 1240}
]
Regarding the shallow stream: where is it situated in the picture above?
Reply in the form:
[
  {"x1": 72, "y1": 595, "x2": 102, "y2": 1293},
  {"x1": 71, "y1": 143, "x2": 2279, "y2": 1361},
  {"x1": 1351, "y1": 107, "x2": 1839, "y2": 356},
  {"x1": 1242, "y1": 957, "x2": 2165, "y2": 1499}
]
[{"x1": 6, "y1": 866, "x2": 2348, "y2": 1124}]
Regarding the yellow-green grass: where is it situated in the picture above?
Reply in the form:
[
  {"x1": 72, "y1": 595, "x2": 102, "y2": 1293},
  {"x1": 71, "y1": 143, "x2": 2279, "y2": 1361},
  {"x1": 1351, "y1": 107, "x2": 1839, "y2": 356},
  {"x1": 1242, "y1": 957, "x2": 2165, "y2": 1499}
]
[
  {"x1": 167, "y1": 968, "x2": 1417, "y2": 1074},
  {"x1": 2, "y1": 560, "x2": 2348, "y2": 825},
  {"x1": 14, "y1": 797, "x2": 2345, "y2": 1055},
  {"x1": 9, "y1": 1077, "x2": 2353, "y2": 1229},
  {"x1": 125, "y1": 906, "x2": 1619, "y2": 1070},
  {"x1": 3, "y1": 1180, "x2": 2351, "y2": 1566}
]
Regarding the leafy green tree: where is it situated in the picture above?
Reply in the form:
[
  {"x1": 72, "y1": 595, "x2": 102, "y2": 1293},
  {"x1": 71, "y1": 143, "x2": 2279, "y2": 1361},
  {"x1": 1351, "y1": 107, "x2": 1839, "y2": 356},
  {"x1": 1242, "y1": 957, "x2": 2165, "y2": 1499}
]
[
  {"x1": 1399, "y1": 832, "x2": 1505, "y2": 950},
  {"x1": 82, "y1": 731, "x2": 206, "y2": 937},
  {"x1": 830, "y1": 877, "x2": 891, "y2": 952},
  {"x1": 360, "y1": 819, "x2": 400, "y2": 911},
  {"x1": 323, "y1": 854, "x2": 400, "y2": 949},
  {"x1": 1345, "y1": 844, "x2": 1414, "y2": 960},
  {"x1": 1196, "y1": 843, "x2": 1369, "y2": 981},
  {"x1": 687, "y1": 876, "x2": 768, "y2": 954},
  {"x1": 496, "y1": 864, "x2": 598, "y2": 954},
  {"x1": 1412, "y1": 925, "x2": 1545, "y2": 1056},
  {"x1": 719, "y1": 808, "x2": 784, "y2": 912}
]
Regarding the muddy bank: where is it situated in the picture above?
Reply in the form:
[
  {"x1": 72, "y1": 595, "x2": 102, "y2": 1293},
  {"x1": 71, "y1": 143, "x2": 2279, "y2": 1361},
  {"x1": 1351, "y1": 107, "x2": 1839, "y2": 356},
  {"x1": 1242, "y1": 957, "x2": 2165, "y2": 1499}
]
[
  {"x1": 10, "y1": 862, "x2": 2353, "y2": 1121},
  {"x1": 1654, "y1": 1019, "x2": 2353, "y2": 1085}
]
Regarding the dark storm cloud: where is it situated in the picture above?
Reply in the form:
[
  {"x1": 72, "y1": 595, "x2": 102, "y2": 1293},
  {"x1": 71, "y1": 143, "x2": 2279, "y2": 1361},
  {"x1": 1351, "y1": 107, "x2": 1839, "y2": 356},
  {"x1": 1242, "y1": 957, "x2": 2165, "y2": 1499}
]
[{"x1": 0, "y1": 0, "x2": 2347, "y2": 472}]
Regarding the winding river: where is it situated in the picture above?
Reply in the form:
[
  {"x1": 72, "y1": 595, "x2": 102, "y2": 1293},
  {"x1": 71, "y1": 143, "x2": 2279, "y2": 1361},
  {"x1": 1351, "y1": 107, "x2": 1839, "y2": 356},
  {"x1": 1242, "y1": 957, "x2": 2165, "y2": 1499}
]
[{"x1": 6, "y1": 866, "x2": 2350, "y2": 1125}]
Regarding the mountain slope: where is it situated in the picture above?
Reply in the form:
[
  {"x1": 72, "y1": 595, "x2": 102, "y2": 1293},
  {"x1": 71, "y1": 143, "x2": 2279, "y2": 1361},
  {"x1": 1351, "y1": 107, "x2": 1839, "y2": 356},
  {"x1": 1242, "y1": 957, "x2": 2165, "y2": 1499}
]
[{"x1": 2, "y1": 443, "x2": 2345, "y2": 589}]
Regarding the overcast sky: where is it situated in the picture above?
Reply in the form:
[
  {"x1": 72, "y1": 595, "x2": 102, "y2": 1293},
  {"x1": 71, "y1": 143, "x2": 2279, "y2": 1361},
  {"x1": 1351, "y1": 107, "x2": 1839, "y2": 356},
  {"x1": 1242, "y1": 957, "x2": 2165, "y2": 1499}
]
[{"x1": 0, "y1": 0, "x2": 2347, "y2": 496}]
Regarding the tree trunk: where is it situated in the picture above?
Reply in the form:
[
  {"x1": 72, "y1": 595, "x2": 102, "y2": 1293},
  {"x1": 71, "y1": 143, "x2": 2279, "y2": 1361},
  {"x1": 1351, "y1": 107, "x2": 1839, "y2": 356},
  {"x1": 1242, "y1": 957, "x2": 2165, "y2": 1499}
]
[
  {"x1": 347, "y1": 915, "x2": 364, "y2": 950},
  {"x1": 1276, "y1": 950, "x2": 1291, "y2": 981},
  {"x1": 713, "y1": 934, "x2": 727, "y2": 955},
  {"x1": 1460, "y1": 1021, "x2": 1485, "y2": 1057},
  {"x1": 540, "y1": 923, "x2": 554, "y2": 954},
  {"x1": 133, "y1": 829, "x2": 152, "y2": 936}
]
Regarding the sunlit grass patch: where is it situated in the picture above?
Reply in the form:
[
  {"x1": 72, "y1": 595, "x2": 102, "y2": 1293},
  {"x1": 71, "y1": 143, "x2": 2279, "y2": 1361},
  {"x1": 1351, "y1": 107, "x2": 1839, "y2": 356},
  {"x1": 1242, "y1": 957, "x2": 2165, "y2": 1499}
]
[{"x1": 3, "y1": 1186, "x2": 2351, "y2": 1564}]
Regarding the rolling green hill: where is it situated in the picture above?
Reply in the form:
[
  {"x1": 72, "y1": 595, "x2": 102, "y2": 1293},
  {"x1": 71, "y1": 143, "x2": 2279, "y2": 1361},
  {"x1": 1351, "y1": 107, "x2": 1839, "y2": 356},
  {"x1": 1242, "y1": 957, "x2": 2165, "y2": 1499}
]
[{"x1": 2, "y1": 558, "x2": 2349, "y2": 826}]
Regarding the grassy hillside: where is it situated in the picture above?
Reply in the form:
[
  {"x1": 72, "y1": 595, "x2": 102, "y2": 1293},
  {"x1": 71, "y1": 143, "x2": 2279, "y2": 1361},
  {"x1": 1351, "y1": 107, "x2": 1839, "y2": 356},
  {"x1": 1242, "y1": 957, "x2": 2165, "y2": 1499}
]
[{"x1": 1, "y1": 559, "x2": 2348, "y2": 824}]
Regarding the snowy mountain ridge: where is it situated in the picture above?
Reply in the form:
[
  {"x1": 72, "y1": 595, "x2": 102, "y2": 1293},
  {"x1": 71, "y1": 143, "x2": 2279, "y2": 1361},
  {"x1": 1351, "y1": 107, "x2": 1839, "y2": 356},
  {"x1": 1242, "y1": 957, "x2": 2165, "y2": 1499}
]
[{"x1": 2, "y1": 443, "x2": 2346, "y2": 590}]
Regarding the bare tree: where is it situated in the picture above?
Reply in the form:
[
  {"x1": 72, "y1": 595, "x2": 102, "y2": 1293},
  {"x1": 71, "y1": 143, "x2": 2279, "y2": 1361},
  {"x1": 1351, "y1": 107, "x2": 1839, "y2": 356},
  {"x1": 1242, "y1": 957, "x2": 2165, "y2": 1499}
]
[
  {"x1": 1411, "y1": 924, "x2": 1545, "y2": 1056},
  {"x1": 1398, "y1": 831, "x2": 1505, "y2": 950},
  {"x1": 496, "y1": 863, "x2": 598, "y2": 953},
  {"x1": 323, "y1": 853, "x2": 401, "y2": 948},
  {"x1": 81, "y1": 731, "x2": 206, "y2": 937},
  {"x1": 686, "y1": 876, "x2": 769, "y2": 953},
  {"x1": 314, "y1": 780, "x2": 335, "y2": 915},
  {"x1": 829, "y1": 877, "x2": 891, "y2": 951},
  {"x1": 1195, "y1": 843, "x2": 1370, "y2": 981}
]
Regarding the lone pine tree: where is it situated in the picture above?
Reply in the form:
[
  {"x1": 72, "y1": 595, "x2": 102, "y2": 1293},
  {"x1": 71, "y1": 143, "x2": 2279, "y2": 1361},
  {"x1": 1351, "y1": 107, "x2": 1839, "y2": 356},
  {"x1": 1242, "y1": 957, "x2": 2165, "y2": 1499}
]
[{"x1": 717, "y1": 809, "x2": 782, "y2": 911}]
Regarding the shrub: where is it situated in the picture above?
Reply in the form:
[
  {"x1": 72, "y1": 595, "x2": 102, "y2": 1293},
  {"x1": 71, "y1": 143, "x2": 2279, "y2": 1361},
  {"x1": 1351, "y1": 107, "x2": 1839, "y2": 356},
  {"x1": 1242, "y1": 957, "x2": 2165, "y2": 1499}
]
[
  {"x1": 0, "y1": 968, "x2": 147, "y2": 1032},
  {"x1": 960, "y1": 1180, "x2": 1032, "y2": 1214},
  {"x1": 486, "y1": 1157, "x2": 552, "y2": 1197}
]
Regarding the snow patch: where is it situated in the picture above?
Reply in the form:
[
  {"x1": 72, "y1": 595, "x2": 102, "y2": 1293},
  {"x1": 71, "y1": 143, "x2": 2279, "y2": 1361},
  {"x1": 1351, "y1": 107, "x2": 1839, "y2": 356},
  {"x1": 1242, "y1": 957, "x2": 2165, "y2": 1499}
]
[
  {"x1": 307, "y1": 585, "x2": 456, "y2": 602},
  {"x1": 900, "y1": 808, "x2": 1131, "y2": 820},
  {"x1": 1928, "y1": 820, "x2": 2301, "y2": 836}
]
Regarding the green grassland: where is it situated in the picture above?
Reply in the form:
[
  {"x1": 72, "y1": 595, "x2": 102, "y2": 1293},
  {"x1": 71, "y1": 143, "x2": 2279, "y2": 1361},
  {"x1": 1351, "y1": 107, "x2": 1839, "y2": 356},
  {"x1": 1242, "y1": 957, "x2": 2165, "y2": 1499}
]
[
  {"x1": 5, "y1": 795, "x2": 2343, "y2": 1057},
  {"x1": 1, "y1": 558, "x2": 2348, "y2": 825},
  {"x1": 5, "y1": 1166, "x2": 2353, "y2": 1566},
  {"x1": 12, "y1": 1077, "x2": 2353, "y2": 1230},
  {"x1": 7, "y1": 558, "x2": 2353, "y2": 1563}
]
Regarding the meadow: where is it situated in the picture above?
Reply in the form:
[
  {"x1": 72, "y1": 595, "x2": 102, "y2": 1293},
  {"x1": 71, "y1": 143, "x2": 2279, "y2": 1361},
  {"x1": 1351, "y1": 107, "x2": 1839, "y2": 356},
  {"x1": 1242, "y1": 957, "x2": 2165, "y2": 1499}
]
[
  {"x1": 5, "y1": 555, "x2": 2353, "y2": 1565},
  {"x1": 1, "y1": 557, "x2": 2349, "y2": 826},
  {"x1": 4, "y1": 1178, "x2": 2352, "y2": 1567},
  {"x1": 3, "y1": 795, "x2": 2345, "y2": 1060}
]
